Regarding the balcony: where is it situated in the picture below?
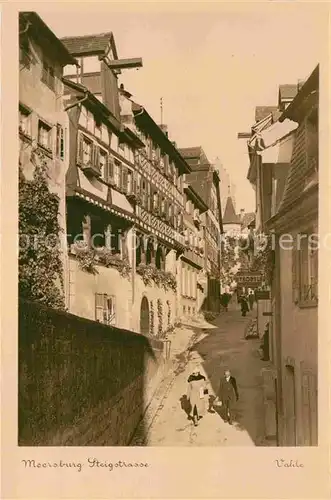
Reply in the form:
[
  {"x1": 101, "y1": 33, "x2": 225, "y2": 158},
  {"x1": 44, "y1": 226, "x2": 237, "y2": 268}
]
[
  {"x1": 182, "y1": 248, "x2": 204, "y2": 268},
  {"x1": 80, "y1": 161, "x2": 102, "y2": 178}
]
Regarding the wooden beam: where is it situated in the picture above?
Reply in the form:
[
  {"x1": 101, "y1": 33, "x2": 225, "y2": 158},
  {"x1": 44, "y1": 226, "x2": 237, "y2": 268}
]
[
  {"x1": 107, "y1": 58, "x2": 143, "y2": 70},
  {"x1": 237, "y1": 132, "x2": 251, "y2": 139}
]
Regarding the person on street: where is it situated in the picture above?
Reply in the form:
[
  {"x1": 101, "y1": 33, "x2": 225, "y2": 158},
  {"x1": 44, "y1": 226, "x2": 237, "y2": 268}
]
[
  {"x1": 240, "y1": 295, "x2": 249, "y2": 316},
  {"x1": 187, "y1": 364, "x2": 208, "y2": 427},
  {"x1": 248, "y1": 290, "x2": 255, "y2": 310},
  {"x1": 214, "y1": 369, "x2": 239, "y2": 424}
]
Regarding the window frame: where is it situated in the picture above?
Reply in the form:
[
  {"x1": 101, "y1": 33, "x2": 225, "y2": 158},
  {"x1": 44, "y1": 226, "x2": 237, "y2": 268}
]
[{"x1": 37, "y1": 119, "x2": 53, "y2": 154}]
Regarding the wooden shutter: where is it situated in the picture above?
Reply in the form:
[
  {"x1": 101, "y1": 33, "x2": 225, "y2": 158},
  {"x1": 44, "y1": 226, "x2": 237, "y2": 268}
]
[
  {"x1": 292, "y1": 247, "x2": 300, "y2": 304},
  {"x1": 308, "y1": 373, "x2": 318, "y2": 445},
  {"x1": 93, "y1": 144, "x2": 100, "y2": 170},
  {"x1": 77, "y1": 131, "x2": 83, "y2": 165},
  {"x1": 95, "y1": 293, "x2": 104, "y2": 322},
  {"x1": 106, "y1": 155, "x2": 114, "y2": 184},
  {"x1": 301, "y1": 370, "x2": 311, "y2": 445},
  {"x1": 107, "y1": 295, "x2": 116, "y2": 326},
  {"x1": 122, "y1": 167, "x2": 128, "y2": 193}
]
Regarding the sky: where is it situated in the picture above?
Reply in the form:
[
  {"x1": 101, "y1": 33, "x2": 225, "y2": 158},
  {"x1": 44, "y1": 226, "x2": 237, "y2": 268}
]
[{"x1": 38, "y1": 3, "x2": 324, "y2": 212}]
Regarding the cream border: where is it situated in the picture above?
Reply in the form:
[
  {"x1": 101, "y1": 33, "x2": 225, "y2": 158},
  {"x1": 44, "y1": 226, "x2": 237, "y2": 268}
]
[{"x1": 1, "y1": 2, "x2": 330, "y2": 499}]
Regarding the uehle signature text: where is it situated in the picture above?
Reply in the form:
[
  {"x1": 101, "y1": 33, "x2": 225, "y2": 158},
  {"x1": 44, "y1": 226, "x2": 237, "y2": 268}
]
[{"x1": 275, "y1": 459, "x2": 304, "y2": 468}]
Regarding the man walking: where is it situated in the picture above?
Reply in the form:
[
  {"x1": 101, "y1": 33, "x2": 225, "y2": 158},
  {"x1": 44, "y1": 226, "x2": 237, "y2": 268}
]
[
  {"x1": 215, "y1": 369, "x2": 239, "y2": 424},
  {"x1": 248, "y1": 290, "x2": 255, "y2": 311}
]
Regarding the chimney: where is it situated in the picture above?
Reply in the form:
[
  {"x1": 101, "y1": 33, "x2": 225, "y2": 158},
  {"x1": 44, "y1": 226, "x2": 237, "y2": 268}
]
[
  {"x1": 240, "y1": 208, "x2": 245, "y2": 220},
  {"x1": 159, "y1": 124, "x2": 168, "y2": 137}
]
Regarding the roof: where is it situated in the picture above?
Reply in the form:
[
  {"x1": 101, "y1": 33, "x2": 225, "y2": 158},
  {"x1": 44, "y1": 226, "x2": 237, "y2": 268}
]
[
  {"x1": 222, "y1": 196, "x2": 241, "y2": 225},
  {"x1": 279, "y1": 84, "x2": 299, "y2": 101},
  {"x1": 61, "y1": 32, "x2": 117, "y2": 58},
  {"x1": 132, "y1": 102, "x2": 191, "y2": 174},
  {"x1": 279, "y1": 65, "x2": 319, "y2": 123},
  {"x1": 19, "y1": 12, "x2": 77, "y2": 66},
  {"x1": 255, "y1": 106, "x2": 280, "y2": 124},
  {"x1": 62, "y1": 77, "x2": 122, "y2": 131},
  {"x1": 241, "y1": 212, "x2": 255, "y2": 228},
  {"x1": 178, "y1": 146, "x2": 202, "y2": 159}
]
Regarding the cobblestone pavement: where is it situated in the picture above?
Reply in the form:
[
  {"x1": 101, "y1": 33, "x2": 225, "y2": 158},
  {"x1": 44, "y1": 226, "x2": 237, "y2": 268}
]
[{"x1": 132, "y1": 306, "x2": 268, "y2": 446}]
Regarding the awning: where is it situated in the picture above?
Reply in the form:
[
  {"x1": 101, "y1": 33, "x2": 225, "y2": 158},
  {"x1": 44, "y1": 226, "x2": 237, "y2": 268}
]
[
  {"x1": 257, "y1": 118, "x2": 298, "y2": 148},
  {"x1": 258, "y1": 133, "x2": 294, "y2": 164},
  {"x1": 249, "y1": 118, "x2": 298, "y2": 151},
  {"x1": 111, "y1": 188, "x2": 134, "y2": 213}
]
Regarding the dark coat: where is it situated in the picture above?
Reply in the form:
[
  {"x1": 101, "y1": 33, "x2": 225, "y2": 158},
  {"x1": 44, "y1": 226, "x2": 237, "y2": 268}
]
[
  {"x1": 240, "y1": 298, "x2": 249, "y2": 313},
  {"x1": 218, "y1": 376, "x2": 239, "y2": 403}
]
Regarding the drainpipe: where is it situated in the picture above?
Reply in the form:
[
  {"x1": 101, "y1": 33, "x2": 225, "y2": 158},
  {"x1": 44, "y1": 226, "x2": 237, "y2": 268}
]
[{"x1": 64, "y1": 93, "x2": 89, "y2": 112}]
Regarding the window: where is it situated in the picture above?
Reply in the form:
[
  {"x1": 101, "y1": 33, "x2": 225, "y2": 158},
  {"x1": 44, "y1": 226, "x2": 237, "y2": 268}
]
[
  {"x1": 99, "y1": 149, "x2": 107, "y2": 178},
  {"x1": 56, "y1": 124, "x2": 65, "y2": 160},
  {"x1": 82, "y1": 136, "x2": 93, "y2": 165},
  {"x1": 38, "y1": 120, "x2": 52, "y2": 152},
  {"x1": 152, "y1": 191, "x2": 158, "y2": 211},
  {"x1": 127, "y1": 169, "x2": 133, "y2": 194},
  {"x1": 104, "y1": 156, "x2": 115, "y2": 184},
  {"x1": 41, "y1": 59, "x2": 55, "y2": 91},
  {"x1": 293, "y1": 232, "x2": 318, "y2": 305},
  {"x1": 19, "y1": 105, "x2": 32, "y2": 137},
  {"x1": 95, "y1": 293, "x2": 116, "y2": 326},
  {"x1": 114, "y1": 162, "x2": 121, "y2": 187}
]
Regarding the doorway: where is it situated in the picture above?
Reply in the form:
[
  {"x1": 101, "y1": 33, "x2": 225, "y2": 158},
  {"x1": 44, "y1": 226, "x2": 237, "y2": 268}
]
[
  {"x1": 140, "y1": 296, "x2": 150, "y2": 335},
  {"x1": 284, "y1": 364, "x2": 297, "y2": 445}
]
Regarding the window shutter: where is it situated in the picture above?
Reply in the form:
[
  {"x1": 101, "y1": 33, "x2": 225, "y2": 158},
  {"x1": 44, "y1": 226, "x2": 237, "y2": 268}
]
[
  {"x1": 122, "y1": 167, "x2": 128, "y2": 193},
  {"x1": 292, "y1": 248, "x2": 300, "y2": 304},
  {"x1": 164, "y1": 155, "x2": 169, "y2": 176},
  {"x1": 93, "y1": 144, "x2": 100, "y2": 170},
  {"x1": 95, "y1": 293, "x2": 104, "y2": 322},
  {"x1": 106, "y1": 155, "x2": 114, "y2": 184},
  {"x1": 108, "y1": 296, "x2": 116, "y2": 326},
  {"x1": 308, "y1": 373, "x2": 317, "y2": 445},
  {"x1": 77, "y1": 132, "x2": 83, "y2": 165},
  {"x1": 301, "y1": 370, "x2": 311, "y2": 445}
]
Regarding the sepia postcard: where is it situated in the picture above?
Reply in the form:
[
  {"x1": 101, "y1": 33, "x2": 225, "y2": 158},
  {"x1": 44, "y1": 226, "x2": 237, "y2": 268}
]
[{"x1": 1, "y1": 1, "x2": 330, "y2": 498}]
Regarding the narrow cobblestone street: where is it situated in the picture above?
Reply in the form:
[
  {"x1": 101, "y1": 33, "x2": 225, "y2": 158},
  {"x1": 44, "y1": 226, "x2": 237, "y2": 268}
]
[{"x1": 133, "y1": 304, "x2": 267, "y2": 446}]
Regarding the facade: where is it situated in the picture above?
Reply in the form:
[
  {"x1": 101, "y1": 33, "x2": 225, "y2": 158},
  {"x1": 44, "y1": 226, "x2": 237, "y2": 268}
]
[
  {"x1": 61, "y1": 31, "x2": 192, "y2": 334},
  {"x1": 179, "y1": 147, "x2": 223, "y2": 313},
  {"x1": 19, "y1": 12, "x2": 78, "y2": 304},
  {"x1": 246, "y1": 66, "x2": 319, "y2": 445},
  {"x1": 180, "y1": 182, "x2": 208, "y2": 318}
]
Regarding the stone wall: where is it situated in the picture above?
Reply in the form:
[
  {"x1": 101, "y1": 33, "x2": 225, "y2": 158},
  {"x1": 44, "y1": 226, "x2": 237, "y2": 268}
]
[{"x1": 19, "y1": 299, "x2": 165, "y2": 446}]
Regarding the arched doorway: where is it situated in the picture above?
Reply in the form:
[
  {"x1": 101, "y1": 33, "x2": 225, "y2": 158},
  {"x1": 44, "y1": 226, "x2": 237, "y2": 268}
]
[{"x1": 140, "y1": 296, "x2": 149, "y2": 335}]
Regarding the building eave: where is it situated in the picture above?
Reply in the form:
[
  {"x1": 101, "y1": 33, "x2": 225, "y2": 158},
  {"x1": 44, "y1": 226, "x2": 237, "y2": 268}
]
[
  {"x1": 63, "y1": 77, "x2": 122, "y2": 132},
  {"x1": 279, "y1": 65, "x2": 319, "y2": 123},
  {"x1": 20, "y1": 12, "x2": 78, "y2": 66},
  {"x1": 133, "y1": 105, "x2": 191, "y2": 174}
]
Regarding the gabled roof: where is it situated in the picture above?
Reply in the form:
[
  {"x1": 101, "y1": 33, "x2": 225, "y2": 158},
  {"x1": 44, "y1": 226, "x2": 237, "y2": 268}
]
[
  {"x1": 132, "y1": 102, "x2": 191, "y2": 174},
  {"x1": 241, "y1": 212, "x2": 255, "y2": 228},
  {"x1": 61, "y1": 32, "x2": 118, "y2": 58},
  {"x1": 19, "y1": 12, "x2": 77, "y2": 66},
  {"x1": 255, "y1": 106, "x2": 280, "y2": 124},
  {"x1": 178, "y1": 146, "x2": 202, "y2": 159},
  {"x1": 279, "y1": 84, "x2": 299, "y2": 101},
  {"x1": 279, "y1": 65, "x2": 319, "y2": 123},
  {"x1": 62, "y1": 77, "x2": 121, "y2": 132},
  {"x1": 222, "y1": 196, "x2": 241, "y2": 225}
]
